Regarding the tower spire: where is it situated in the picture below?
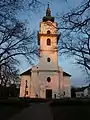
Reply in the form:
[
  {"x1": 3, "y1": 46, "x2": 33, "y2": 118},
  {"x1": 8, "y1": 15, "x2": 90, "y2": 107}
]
[
  {"x1": 46, "y1": 2, "x2": 51, "y2": 16},
  {"x1": 43, "y1": 3, "x2": 54, "y2": 22},
  {"x1": 47, "y1": 2, "x2": 49, "y2": 8}
]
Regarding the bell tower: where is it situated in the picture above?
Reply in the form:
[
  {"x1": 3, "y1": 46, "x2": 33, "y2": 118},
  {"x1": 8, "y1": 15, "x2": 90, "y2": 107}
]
[
  {"x1": 37, "y1": 4, "x2": 60, "y2": 98},
  {"x1": 38, "y1": 4, "x2": 59, "y2": 70}
]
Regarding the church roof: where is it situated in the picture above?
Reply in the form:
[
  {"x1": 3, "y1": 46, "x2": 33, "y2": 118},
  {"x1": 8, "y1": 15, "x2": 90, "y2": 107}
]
[
  {"x1": 20, "y1": 69, "x2": 31, "y2": 76},
  {"x1": 63, "y1": 72, "x2": 71, "y2": 77},
  {"x1": 20, "y1": 68, "x2": 71, "y2": 77}
]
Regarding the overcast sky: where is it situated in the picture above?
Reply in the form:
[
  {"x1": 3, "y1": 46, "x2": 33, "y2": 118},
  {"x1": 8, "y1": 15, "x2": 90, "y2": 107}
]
[{"x1": 18, "y1": 0, "x2": 89, "y2": 87}]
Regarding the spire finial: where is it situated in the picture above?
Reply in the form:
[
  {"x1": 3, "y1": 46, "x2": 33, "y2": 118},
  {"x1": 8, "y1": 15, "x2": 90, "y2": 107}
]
[{"x1": 47, "y1": 2, "x2": 49, "y2": 8}]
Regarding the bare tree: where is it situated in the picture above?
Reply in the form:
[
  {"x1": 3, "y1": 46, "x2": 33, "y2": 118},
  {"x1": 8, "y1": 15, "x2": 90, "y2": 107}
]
[
  {"x1": 0, "y1": 0, "x2": 41, "y2": 86},
  {"x1": 58, "y1": 0, "x2": 90, "y2": 75},
  {"x1": 0, "y1": 60, "x2": 19, "y2": 86}
]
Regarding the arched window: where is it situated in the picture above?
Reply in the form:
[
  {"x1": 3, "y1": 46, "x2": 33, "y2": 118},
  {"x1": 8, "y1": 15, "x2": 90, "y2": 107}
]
[
  {"x1": 47, "y1": 77, "x2": 51, "y2": 82},
  {"x1": 47, "y1": 30, "x2": 50, "y2": 34},
  {"x1": 47, "y1": 57, "x2": 51, "y2": 62},
  {"x1": 25, "y1": 91, "x2": 28, "y2": 95},
  {"x1": 47, "y1": 38, "x2": 51, "y2": 45},
  {"x1": 25, "y1": 80, "x2": 28, "y2": 88}
]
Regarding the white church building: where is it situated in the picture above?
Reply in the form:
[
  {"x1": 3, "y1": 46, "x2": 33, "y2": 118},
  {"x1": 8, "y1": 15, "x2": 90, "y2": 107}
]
[{"x1": 20, "y1": 5, "x2": 71, "y2": 99}]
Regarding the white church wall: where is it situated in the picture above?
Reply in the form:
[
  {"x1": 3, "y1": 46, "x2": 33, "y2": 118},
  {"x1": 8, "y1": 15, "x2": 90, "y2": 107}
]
[
  {"x1": 20, "y1": 75, "x2": 31, "y2": 97},
  {"x1": 31, "y1": 66, "x2": 60, "y2": 98},
  {"x1": 40, "y1": 21, "x2": 57, "y2": 34},
  {"x1": 40, "y1": 36, "x2": 57, "y2": 51},
  {"x1": 30, "y1": 71, "x2": 40, "y2": 98},
  {"x1": 39, "y1": 51, "x2": 58, "y2": 70},
  {"x1": 63, "y1": 76, "x2": 71, "y2": 97}
]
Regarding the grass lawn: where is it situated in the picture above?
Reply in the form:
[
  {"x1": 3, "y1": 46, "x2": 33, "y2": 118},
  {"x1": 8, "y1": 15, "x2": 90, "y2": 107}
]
[
  {"x1": 51, "y1": 105, "x2": 90, "y2": 120},
  {"x1": 0, "y1": 98, "x2": 30, "y2": 120},
  {"x1": 0, "y1": 105, "x2": 24, "y2": 120},
  {"x1": 50, "y1": 99, "x2": 90, "y2": 120}
]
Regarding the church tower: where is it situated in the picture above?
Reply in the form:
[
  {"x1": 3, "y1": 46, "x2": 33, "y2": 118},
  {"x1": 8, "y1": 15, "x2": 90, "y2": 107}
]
[
  {"x1": 19, "y1": 4, "x2": 71, "y2": 99},
  {"x1": 35, "y1": 4, "x2": 61, "y2": 98},
  {"x1": 38, "y1": 4, "x2": 59, "y2": 71}
]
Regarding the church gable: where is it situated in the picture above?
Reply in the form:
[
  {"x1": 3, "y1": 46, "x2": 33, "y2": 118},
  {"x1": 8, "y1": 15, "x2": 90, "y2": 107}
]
[
  {"x1": 63, "y1": 72, "x2": 71, "y2": 77},
  {"x1": 20, "y1": 69, "x2": 32, "y2": 76}
]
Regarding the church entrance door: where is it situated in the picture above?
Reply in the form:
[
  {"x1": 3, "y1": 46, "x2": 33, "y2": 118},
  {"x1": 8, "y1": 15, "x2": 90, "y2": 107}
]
[{"x1": 46, "y1": 89, "x2": 52, "y2": 99}]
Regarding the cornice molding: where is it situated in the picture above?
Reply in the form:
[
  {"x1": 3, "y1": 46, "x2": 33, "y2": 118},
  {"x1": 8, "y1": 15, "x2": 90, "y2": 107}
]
[{"x1": 32, "y1": 70, "x2": 59, "y2": 72}]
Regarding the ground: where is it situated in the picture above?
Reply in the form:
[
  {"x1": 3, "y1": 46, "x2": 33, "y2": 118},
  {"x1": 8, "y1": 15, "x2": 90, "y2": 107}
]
[
  {"x1": 9, "y1": 102, "x2": 53, "y2": 120},
  {"x1": 0, "y1": 98, "x2": 90, "y2": 120}
]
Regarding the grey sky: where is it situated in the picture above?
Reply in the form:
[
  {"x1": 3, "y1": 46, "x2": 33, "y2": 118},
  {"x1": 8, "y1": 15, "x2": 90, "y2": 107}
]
[{"x1": 18, "y1": 0, "x2": 88, "y2": 87}]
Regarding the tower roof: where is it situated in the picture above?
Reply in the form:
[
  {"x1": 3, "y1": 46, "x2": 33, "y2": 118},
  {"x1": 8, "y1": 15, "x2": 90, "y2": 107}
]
[
  {"x1": 46, "y1": 3, "x2": 51, "y2": 16},
  {"x1": 43, "y1": 3, "x2": 54, "y2": 22}
]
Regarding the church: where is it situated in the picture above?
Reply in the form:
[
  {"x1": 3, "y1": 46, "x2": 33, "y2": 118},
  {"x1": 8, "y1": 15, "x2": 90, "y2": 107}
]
[{"x1": 20, "y1": 5, "x2": 71, "y2": 99}]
